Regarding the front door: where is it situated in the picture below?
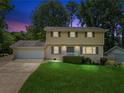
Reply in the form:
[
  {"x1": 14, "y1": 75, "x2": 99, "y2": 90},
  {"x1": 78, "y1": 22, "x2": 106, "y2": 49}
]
[{"x1": 66, "y1": 47, "x2": 75, "y2": 55}]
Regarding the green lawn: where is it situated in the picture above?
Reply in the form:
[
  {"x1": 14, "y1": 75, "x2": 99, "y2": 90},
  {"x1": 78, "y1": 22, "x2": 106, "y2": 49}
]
[{"x1": 19, "y1": 62, "x2": 124, "y2": 93}]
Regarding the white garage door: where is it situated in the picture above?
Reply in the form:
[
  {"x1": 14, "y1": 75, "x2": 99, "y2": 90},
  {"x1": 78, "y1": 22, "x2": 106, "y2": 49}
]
[{"x1": 15, "y1": 48, "x2": 44, "y2": 59}]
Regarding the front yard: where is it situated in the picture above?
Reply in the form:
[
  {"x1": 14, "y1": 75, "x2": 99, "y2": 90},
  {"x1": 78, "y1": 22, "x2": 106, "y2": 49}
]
[{"x1": 19, "y1": 62, "x2": 124, "y2": 93}]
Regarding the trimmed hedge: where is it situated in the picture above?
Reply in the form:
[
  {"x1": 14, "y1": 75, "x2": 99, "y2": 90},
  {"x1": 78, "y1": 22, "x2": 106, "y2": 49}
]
[
  {"x1": 100, "y1": 57, "x2": 108, "y2": 65},
  {"x1": 63, "y1": 56, "x2": 82, "y2": 64},
  {"x1": 63, "y1": 56, "x2": 92, "y2": 64}
]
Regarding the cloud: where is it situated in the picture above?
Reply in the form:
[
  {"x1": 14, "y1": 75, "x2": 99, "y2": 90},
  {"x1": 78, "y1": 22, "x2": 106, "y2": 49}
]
[{"x1": 6, "y1": 20, "x2": 29, "y2": 32}]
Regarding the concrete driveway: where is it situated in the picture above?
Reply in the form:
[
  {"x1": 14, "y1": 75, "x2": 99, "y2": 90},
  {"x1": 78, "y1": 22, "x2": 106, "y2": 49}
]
[{"x1": 0, "y1": 59, "x2": 43, "y2": 93}]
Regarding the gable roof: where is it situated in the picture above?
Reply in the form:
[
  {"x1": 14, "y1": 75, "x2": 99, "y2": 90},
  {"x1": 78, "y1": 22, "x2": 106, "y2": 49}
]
[
  {"x1": 10, "y1": 40, "x2": 45, "y2": 48},
  {"x1": 104, "y1": 46, "x2": 124, "y2": 55},
  {"x1": 44, "y1": 27, "x2": 107, "y2": 32}
]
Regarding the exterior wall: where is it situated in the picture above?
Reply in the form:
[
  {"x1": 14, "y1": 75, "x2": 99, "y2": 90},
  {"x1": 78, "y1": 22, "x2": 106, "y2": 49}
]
[
  {"x1": 45, "y1": 28, "x2": 105, "y2": 62},
  {"x1": 46, "y1": 31, "x2": 104, "y2": 45},
  {"x1": 45, "y1": 45, "x2": 103, "y2": 63},
  {"x1": 81, "y1": 46, "x2": 103, "y2": 62}
]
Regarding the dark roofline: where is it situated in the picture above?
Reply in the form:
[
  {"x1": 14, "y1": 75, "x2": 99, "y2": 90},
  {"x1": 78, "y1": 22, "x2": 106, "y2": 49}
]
[
  {"x1": 104, "y1": 46, "x2": 124, "y2": 55},
  {"x1": 44, "y1": 27, "x2": 108, "y2": 32},
  {"x1": 10, "y1": 40, "x2": 45, "y2": 48}
]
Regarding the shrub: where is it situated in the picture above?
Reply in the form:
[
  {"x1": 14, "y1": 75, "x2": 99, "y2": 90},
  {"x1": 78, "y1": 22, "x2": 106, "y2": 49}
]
[
  {"x1": 100, "y1": 57, "x2": 108, "y2": 65},
  {"x1": 85, "y1": 57, "x2": 92, "y2": 64},
  {"x1": 82, "y1": 57, "x2": 92, "y2": 64},
  {"x1": 63, "y1": 56, "x2": 82, "y2": 64},
  {"x1": 63, "y1": 56, "x2": 93, "y2": 64},
  {"x1": 105, "y1": 60, "x2": 122, "y2": 67},
  {"x1": 105, "y1": 60, "x2": 116, "y2": 66}
]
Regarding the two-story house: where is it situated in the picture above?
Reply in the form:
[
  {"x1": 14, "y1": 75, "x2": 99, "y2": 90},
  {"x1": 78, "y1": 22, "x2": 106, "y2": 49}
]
[
  {"x1": 10, "y1": 27, "x2": 106, "y2": 63},
  {"x1": 44, "y1": 27, "x2": 106, "y2": 62}
]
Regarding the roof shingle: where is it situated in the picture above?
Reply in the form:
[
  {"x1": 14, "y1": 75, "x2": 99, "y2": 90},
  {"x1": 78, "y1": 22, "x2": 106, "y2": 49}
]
[
  {"x1": 10, "y1": 40, "x2": 45, "y2": 48},
  {"x1": 44, "y1": 27, "x2": 107, "y2": 32}
]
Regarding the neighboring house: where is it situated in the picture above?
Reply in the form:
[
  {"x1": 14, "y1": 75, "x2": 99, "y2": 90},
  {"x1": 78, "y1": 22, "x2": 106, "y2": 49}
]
[
  {"x1": 10, "y1": 27, "x2": 107, "y2": 62},
  {"x1": 104, "y1": 46, "x2": 124, "y2": 63}
]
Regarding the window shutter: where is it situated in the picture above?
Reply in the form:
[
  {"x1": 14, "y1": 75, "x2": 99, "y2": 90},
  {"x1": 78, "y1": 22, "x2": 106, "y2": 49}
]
[
  {"x1": 85, "y1": 32, "x2": 87, "y2": 37},
  {"x1": 51, "y1": 32, "x2": 53, "y2": 37},
  {"x1": 76, "y1": 32, "x2": 78, "y2": 37},
  {"x1": 59, "y1": 47, "x2": 61, "y2": 54},
  {"x1": 93, "y1": 32, "x2": 95, "y2": 37},
  {"x1": 59, "y1": 32, "x2": 61, "y2": 37},
  {"x1": 80, "y1": 46, "x2": 82, "y2": 54},
  {"x1": 68, "y1": 32, "x2": 70, "y2": 37},
  {"x1": 51, "y1": 46, "x2": 54, "y2": 54},
  {"x1": 96, "y1": 47, "x2": 99, "y2": 54}
]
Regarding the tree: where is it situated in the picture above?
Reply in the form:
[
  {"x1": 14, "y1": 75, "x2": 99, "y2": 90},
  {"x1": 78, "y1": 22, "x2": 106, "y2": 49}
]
[
  {"x1": 2, "y1": 32, "x2": 15, "y2": 54},
  {"x1": 0, "y1": 0, "x2": 13, "y2": 55},
  {"x1": 78, "y1": 0, "x2": 122, "y2": 27},
  {"x1": 66, "y1": 0, "x2": 78, "y2": 27},
  {"x1": 27, "y1": 0, "x2": 69, "y2": 40},
  {"x1": 77, "y1": 0, "x2": 123, "y2": 51},
  {"x1": 11, "y1": 32, "x2": 27, "y2": 41},
  {"x1": 77, "y1": 0, "x2": 95, "y2": 27},
  {"x1": 117, "y1": 1, "x2": 124, "y2": 48},
  {"x1": 119, "y1": 17, "x2": 124, "y2": 48}
]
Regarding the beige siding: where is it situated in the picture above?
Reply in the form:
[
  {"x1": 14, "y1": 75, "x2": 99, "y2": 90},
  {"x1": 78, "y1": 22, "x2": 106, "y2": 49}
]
[
  {"x1": 45, "y1": 45, "x2": 103, "y2": 62},
  {"x1": 45, "y1": 28, "x2": 105, "y2": 62},
  {"x1": 46, "y1": 32, "x2": 104, "y2": 45}
]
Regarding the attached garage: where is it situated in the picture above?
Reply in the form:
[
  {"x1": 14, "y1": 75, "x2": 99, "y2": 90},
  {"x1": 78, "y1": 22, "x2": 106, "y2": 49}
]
[
  {"x1": 10, "y1": 40, "x2": 45, "y2": 59},
  {"x1": 15, "y1": 48, "x2": 44, "y2": 59},
  {"x1": 104, "y1": 46, "x2": 124, "y2": 64}
]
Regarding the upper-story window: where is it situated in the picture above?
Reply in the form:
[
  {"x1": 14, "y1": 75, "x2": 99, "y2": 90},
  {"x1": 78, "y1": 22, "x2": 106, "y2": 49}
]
[
  {"x1": 51, "y1": 32, "x2": 60, "y2": 37},
  {"x1": 85, "y1": 32, "x2": 95, "y2": 37},
  {"x1": 68, "y1": 32, "x2": 78, "y2": 38}
]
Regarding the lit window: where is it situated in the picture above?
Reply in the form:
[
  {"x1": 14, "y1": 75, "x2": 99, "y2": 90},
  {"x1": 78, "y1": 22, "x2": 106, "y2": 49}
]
[
  {"x1": 83, "y1": 47, "x2": 97, "y2": 54},
  {"x1": 70, "y1": 32, "x2": 76, "y2": 37},
  {"x1": 53, "y1": 32, "x2": 59, "y2": 37},
  {"x1": 92, "y1": 47, "x2": 96, "y2": 54},
  {"x1": 53, "y1": 46, "x2": 59, "y2": 54},
  {"x1": 87, "y1": 32, "x2": 93, "y2": 37}
]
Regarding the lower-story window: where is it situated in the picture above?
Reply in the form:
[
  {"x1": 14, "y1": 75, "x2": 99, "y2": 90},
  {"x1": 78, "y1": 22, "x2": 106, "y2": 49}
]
[
  {"x1": 67, "y1": 47, "x2": 74, "y2": 53},
  {"x1": 83, "y1": 47, "x2": 98, "y2": 54},
  {"x1": 51, "y1": 46, "x2": 61, "y2": 54}
]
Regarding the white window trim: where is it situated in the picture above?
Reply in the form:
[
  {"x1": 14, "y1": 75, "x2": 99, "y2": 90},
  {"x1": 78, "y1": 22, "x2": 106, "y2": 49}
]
[
  {"x1": 53, "y1": 32, "x2": 59, "y2": 37},
  {"x1": 53, "y1": 46, "x2": 59, "y2": 54},
  {"x1": 70, "y1": 32, "x2": 76, "y2": 38},
  {"x1": 87, "y1": 32, "x2": 93, "y2": 37},
  {"x1": 83, "y1": 47, "x2": 97, "y2": 54}
]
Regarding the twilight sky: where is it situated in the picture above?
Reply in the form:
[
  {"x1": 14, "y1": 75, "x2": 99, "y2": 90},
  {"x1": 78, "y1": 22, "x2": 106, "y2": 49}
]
[{"x1": 6, "y1": 0, "x2": 80, "y2": 32}]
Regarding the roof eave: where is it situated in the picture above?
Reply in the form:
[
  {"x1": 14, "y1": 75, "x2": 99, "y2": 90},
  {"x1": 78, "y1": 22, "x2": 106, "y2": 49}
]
[{"x1": 44, "y1": 27, "x2": 108, "y2": 32}]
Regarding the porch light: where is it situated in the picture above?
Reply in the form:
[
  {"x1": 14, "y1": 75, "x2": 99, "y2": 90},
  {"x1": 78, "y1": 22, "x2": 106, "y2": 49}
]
[{"x1": 48, "y1": 60, "x2": 62, "y2": 62}]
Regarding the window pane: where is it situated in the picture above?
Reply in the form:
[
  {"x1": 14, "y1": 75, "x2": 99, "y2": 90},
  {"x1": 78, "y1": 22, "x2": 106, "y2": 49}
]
[
  {"x1": 87, "y1": 32, "x2": 93, "y2": 37},
  {"x1": 67, "y1": 47, "x2": 74, "y2": 53},
  {"x1": 70, "y1": 32, "x2": 75, "y2": 37},
  {"x1": 92, "y1": 47, "x2": 96, "y2": 54},
  {"x1": 83, "y1": 47, "x2": 96, "y2": 54},
  {"x1": 86, "y1": 47, "x2": 92, "y2": 54},
  {"x1": 83, "y1": 47, "x2": 86, "y2": 54},
  {"x1": 54, "y1": 46, "x2": 59, "y2": 54},
  {"x1": 53, "y1": 32, "x2": 59, "y2": 37}
]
